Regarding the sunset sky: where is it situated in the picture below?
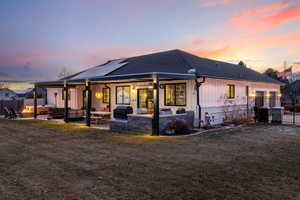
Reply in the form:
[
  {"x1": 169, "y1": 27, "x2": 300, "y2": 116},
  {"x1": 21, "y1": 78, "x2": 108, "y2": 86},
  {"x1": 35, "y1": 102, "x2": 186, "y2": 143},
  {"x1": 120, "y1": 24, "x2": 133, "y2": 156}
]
[{"x1": 0, "y1": 0, "x2": 300, "y2": 80}]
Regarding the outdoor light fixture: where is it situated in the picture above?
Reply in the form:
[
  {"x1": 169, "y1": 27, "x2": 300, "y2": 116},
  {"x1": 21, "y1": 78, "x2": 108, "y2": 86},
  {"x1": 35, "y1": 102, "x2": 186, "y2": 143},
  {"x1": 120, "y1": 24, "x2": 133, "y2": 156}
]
[
  {"x1": 250, "y1": 92, "x2": 256, "y2": 97},
  {"x1": 95, "y1": 92, "x2": 103, "y2": 99},
  {"x1": 278, "y1": 93, "x2": 282, "y2": 97}
]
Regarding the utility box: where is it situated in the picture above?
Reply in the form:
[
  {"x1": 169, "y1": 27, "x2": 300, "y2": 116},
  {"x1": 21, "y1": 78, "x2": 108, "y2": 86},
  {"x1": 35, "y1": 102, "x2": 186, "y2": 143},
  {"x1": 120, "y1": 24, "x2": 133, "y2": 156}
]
[{"x1": 271, "y1": 107, "x2": 284, "y2": 124}]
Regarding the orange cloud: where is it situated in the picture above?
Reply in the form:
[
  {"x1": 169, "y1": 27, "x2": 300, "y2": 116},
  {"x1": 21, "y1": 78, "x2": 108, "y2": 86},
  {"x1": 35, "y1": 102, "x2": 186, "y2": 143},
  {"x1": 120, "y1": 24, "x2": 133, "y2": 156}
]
[
  {"x1": 229, "y1": 2, "x2": 288, "y2": 24},
  {"x1": 229, "y1": 2, "x2": 300, "y2": 32}
]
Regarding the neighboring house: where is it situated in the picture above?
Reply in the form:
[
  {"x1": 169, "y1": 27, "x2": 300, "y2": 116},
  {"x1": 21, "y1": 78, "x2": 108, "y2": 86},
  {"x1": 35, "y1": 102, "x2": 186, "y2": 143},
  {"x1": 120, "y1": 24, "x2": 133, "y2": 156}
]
[
  {"x1": 0, "y1": 88, "x2": 18, "y2": 100},
  {"x1": 36, "y1": 49, "x2": 283, "y2": 134},
  {"x1": 282, "y1": 80, "x2": 300, "y2": 104},
  {"x1": 15, "y1": 88, "x2": 47, "y2": 106},
  {"x1": 0, "y1": 80, "x2": 34, "y2": 91}
]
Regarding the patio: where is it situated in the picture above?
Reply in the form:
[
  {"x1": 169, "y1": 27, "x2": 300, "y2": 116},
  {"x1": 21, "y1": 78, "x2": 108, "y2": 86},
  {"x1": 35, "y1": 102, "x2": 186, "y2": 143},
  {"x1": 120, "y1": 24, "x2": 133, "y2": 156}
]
[{"x1": 34, "y1": 72, "x2": 198, "y2": 135}]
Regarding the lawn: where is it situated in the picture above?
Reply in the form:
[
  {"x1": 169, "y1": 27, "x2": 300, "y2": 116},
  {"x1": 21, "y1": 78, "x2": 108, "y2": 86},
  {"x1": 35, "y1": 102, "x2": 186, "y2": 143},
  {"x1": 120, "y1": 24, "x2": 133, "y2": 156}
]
[{"x1": 0, "y1": 119, "x2": 300, "y2": 200}]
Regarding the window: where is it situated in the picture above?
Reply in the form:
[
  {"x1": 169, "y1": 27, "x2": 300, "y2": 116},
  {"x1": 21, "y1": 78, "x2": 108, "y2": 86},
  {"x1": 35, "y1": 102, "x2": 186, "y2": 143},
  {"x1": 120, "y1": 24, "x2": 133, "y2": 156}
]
[
  {"x1": 269, "y1": 92, "x2": 276, "y2": 108},
  {"x1": 62, "y1": 89, "x2": 71, "y2": 101},
  {"x1": 255, "y1": 91, "x2": 265, "y2": 107},
  {"x1": 116, "y1": 86, "x2": 130, "y2": 105},
  {"x1": 226, "y1": 84, "x2": 235, "y2": 99},
  {"x1": 137, "y1": 89, "x2": 153, "y2": 111},
  {"x1": 103, "y1": 88, "x2": 110, "y2": 104},
  {"x1": 164, "y1": 83, "x2": 186, "y2": 106}
]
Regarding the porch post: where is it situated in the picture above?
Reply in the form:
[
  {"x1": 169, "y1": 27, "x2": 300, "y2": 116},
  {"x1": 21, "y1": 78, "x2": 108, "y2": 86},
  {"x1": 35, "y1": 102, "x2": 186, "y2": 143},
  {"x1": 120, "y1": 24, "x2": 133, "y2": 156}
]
[
  {"x1": 33, "y1": 85, "x2": 38, "y2": 119},
  {"x1": 85, "y1": 80, "x2": 92, "y2": 127},
  {"x1": 152, "y1": 73, "x2": 160, "y2": 136},
  {"x1": 63, "y1": 81, "x2": 69, "y2": 123}
]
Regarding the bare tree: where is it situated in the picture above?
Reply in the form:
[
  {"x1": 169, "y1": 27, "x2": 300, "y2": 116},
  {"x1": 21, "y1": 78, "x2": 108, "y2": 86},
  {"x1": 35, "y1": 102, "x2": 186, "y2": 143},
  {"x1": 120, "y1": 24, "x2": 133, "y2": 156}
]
[{"x1": 57, "y1": 67, "x2": 72, "y2": 79}]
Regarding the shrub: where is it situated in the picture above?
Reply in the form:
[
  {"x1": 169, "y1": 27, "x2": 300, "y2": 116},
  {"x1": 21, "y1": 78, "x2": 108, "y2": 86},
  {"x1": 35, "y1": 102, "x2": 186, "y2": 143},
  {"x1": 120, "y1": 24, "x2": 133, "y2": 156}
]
[
  {"x1": 167, "y1": 119, "x2": 189, "y2": 135},
  {"x1": 284, "y1": 104, "x2": 300, "y2": 112}
]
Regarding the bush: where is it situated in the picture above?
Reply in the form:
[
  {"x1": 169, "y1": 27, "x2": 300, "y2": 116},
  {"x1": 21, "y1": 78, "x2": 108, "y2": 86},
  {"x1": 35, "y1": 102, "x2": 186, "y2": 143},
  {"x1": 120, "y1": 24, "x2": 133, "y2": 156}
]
[
  {"x1": 167, "y1": 119, "x2": 189, "y2": 135},
  {"x1": 284, "y1": 104, "x2": 300, "y2": 112}
]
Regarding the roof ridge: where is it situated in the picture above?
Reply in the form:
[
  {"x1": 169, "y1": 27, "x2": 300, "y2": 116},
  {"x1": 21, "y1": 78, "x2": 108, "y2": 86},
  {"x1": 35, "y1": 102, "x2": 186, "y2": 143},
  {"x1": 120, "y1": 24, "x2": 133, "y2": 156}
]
[{"x1": 175, "y1": 50, "x2": 193, "y2": 70}]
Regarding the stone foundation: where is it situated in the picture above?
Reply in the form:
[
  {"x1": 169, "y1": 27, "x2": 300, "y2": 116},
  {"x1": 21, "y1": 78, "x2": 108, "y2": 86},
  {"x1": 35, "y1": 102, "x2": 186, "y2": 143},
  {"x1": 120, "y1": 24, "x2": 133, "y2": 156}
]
[{"x1": 109, "y1": 111, "x2": 194, "y2": 134}]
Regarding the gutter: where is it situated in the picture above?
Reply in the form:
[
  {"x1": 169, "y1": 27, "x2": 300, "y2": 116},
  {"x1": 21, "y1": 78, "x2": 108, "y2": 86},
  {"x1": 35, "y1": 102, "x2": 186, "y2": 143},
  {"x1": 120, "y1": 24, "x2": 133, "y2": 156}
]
[{"x1": 195, "y1": 76, "x2": 206, "y2": 128}]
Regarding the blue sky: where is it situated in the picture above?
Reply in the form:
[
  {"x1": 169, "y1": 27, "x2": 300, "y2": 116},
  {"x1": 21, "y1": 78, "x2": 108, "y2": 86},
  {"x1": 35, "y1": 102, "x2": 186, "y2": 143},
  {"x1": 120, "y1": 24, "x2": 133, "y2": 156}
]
[{"x1": 0, "y1": 0, "x2": 299, "y2": 80}]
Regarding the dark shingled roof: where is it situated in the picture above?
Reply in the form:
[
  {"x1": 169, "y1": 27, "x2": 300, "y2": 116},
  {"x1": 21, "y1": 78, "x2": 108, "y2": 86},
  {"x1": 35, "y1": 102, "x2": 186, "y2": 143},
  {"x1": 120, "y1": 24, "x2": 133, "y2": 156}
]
[{"x1": 105, "y1": 49, "x2": 282, "y2": 84}]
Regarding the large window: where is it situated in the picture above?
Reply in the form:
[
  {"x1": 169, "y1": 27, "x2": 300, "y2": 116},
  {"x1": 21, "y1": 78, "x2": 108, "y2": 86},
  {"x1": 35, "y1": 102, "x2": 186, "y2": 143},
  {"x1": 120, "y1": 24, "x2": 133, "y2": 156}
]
[
  {"x1": 164, "y1": 83, "x2": 186, "y2": 106},
  {"x1": 226, "y1": 84, "x2": 235, "y2": 99},
  {"x1": 269, "y1": 92, "x2": 276, "y2": 108},
  {"x1": 103, "y1": 88, "x2": 110, "y2": 104},
  {"x1": 116, "y1": 86, "x2": 130, "y2": 105}
]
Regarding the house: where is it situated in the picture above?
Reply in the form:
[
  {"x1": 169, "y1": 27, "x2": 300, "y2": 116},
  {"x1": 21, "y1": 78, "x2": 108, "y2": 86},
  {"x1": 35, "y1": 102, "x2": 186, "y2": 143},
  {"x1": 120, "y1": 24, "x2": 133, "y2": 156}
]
[
  {"x1": 35, "y1": 49, "x2": 283, "y2": 135},
  {"x1": 0, "y1": 88, "x2": 18, "y2": 100},
  {"x1": 282, "y1": 80, "x2": 300, "y2": 104},
  {"x1": 0, "y1": 80, "x2": 34, "y2": 91},
  {"x1": 15, "y1": 88, "x2": 47, "y2": 106}
]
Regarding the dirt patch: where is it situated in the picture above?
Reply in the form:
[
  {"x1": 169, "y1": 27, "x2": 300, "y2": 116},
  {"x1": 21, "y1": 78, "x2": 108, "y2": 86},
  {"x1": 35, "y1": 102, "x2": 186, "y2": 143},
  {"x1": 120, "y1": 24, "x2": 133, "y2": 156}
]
[{"x1": 0, "y1": 119, "x2": 300, "y2": 200}]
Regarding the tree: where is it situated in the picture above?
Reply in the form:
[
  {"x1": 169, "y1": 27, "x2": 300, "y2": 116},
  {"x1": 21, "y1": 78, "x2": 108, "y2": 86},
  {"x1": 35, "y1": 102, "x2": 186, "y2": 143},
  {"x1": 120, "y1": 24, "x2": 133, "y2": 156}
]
[
  {"x1": 263, "y1": 68, "x2": 289, "y2": 83},
  {"x1": 264, "y1": 68, "x2": 279, "y2": 80},
  {"x1": 57, "y1": 67, "x2": 72, "y2": 79},
  {"x1": 238, "y1": 61, "x2": 246, "y2": 67}
]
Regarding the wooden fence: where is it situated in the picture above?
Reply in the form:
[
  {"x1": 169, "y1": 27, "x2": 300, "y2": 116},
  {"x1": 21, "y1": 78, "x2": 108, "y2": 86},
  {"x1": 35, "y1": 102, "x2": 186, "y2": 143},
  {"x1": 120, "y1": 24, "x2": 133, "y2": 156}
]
[{"x1": 0, "y1": 99, "x2": 24, "y2": 115}]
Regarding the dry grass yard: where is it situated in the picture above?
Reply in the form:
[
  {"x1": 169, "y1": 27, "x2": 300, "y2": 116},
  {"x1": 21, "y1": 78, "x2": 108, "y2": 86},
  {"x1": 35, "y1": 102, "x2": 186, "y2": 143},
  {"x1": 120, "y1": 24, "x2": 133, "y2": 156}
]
[{"x1": 0, "y1": 119, "x2": 300, "y2": 200}]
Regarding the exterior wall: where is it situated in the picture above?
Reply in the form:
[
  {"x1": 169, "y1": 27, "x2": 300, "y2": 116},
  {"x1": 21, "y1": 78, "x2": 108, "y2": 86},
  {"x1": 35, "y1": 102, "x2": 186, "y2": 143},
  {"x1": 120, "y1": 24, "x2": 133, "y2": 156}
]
[
  {"x1": 24, "y1": 98, "x2": 45, "y2": 106},
  {"x1": 45, "y1": 78, "x2": 281, "y2": 127},
  {"x1": 47, "y1": 88, "x2": 78, "y2": 109},
  {"x1": 90, "y1": 84, "x2": 110, "y2": 111},
  {"x1": 199, "y1": 78, "x2": 281, "y2": 124},
  {"x1": 109, "y1": 80, "x2": 197, "y2": 122}
]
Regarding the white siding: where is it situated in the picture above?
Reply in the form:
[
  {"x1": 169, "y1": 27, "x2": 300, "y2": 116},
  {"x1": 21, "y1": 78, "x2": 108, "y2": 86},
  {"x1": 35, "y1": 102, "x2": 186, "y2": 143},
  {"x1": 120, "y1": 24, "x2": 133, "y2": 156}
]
[
  {"x1": 199, "y1": 78, "x2": 281, "y2": 124},
  {"x1": 47, "y1": 88, "x2": 78, "y2": 109}
]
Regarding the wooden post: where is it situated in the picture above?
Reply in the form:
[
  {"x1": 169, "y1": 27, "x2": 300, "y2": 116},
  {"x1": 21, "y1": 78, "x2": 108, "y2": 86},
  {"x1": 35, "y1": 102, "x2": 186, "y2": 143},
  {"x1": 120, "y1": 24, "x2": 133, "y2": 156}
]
[
  {"x1": 152, "y1": 73, "x2": 160, "y2": 136},
  {"x1": 64, "y1": 81, "x2": 69, "y2": 123},
  {"x1": 33, "y1": 85, "x2": 38, "y2": 119},
  {"x1": 85, "y1": 80, "x2": 92, "y2": 127}
]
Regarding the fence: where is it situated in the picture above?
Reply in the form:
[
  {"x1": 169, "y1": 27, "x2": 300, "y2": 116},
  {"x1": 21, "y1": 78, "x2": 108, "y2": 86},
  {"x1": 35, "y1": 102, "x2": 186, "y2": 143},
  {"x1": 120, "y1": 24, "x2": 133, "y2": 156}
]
[
  {"x1": 203, "y1": 106, "x2": 300, "y2": 126},
  {"x1": 0, "y1": 99, "x2": 24, "y2": 115},
  {"x1": 282, "y1": 112, "x2": 300, "y2": 125}
]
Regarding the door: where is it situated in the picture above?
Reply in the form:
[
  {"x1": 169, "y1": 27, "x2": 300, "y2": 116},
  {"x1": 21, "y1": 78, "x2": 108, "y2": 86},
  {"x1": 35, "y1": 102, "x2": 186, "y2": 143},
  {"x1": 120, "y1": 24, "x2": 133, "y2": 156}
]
[{"x1": 137, "y1": 89, "x2": 153, "y2": 113}]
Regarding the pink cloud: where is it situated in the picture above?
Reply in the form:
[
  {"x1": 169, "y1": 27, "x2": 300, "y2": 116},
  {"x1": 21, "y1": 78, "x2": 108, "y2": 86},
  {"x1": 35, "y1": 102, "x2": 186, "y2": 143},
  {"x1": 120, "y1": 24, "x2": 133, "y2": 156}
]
[
  {"x1": 229, "y1": 2, "x2": 300, "y2": 32},
  {"x1": 187, "y1": 46, "x2": 233, "y2": 58}
]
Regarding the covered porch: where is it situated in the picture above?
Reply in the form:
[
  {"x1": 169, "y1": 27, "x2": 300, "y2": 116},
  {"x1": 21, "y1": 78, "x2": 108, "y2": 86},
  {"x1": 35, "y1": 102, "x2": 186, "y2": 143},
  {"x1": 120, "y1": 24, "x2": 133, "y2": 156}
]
[{"x1": 35, "y1": 72, "x2": 199, "y2": 135}]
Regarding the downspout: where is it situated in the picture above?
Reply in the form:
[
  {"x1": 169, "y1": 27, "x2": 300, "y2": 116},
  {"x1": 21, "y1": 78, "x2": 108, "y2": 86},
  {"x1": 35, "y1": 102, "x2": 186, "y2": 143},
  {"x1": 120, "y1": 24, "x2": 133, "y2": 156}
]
[{"x1": 195, "y1": 76, "x2": 206, "y2": 128}]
